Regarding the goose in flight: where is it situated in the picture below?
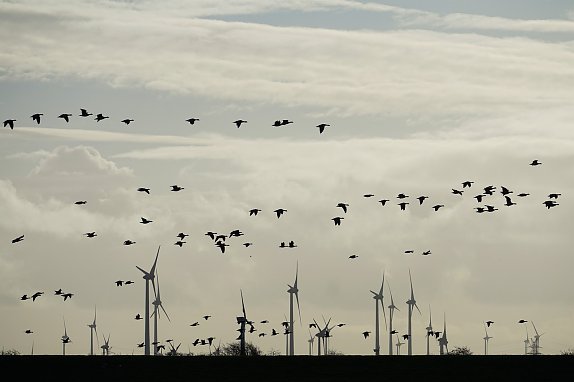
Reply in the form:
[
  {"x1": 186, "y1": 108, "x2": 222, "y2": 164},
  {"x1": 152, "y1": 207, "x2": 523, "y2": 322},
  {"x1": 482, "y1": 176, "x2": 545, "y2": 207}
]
[
  {"x1": 3, "y1": 119, "x2": 16, "y2": 129},
  {"x1": 486, "y1": 320, "x2": 494, "y2": 327},
  {"x1": 548, "y1": 193, "x2": 561, "y2": 199},
  {"x1": 432, "y1": 204, "x2": 444, "y2": 211},
  {"x1": 422, "y1": 250, "x2": 431, "y2": 256},
  {"x1": 177, "y1": 232, "x2": 189, "y2": 240},
  {"x1": 79, "y1": 109, "x2": 93, "y2": 117},
  {"x1": 205, "y1": 231, "x2": 216, "y2": 240},
  {"x1": 123, "y1": 240, "x2": 136, "y2": 245},
  {"x1": 288, "y1": 240, "x2": 297, "y2": 248},
  {"x1": 317, "y1": 123, "x2": 330, "y2": 134},
  {"x1": 121, "y1": 119, "x2": 134, "y2": 125},
  {"x1": 21, "y1": 294, "x2": 30, "y2": 301},
  {"x1": 140, "y1": 217, "x2": 153, "y2": 224},
  {"x1": 124, "y1": 280, "x2": 134, "y2": 285},
  {"x1": 398, "y1": 202, "x2": 409, "y2": 211},
  {"x1": 186, "y1": 118, "x2": 199, "y2": 125},
  {"x1": 543, "y1": 200, "x2": 559, "y2": 209},
  {"x1": 62, "y1": 293, "x2": 74, "y2": 301},
  {"x1": 95, "y1": 113, "x2": 109, "y2": 122},
  {"x1": 378, "y1": 199, "x2": 389, "y2": 206},
  {"x1": 363, "y1": 194, "x2": 375, "y2": 198},
  {"x1": 504, "y1": 196, "x2": 516, "y2": 206},
  {"x1": 84, "y1": 232, "x2": 97, "y2": 238},
  {"x1": 274, "y1": 208, "x2": 287, "y2": 218},
  {"x1": 500, "y1": 186, "x2": 513, "y2": 196},
  {"x1": 474, "y1": 194, "x2": 485, "y2": 203},
  {"x1": 243, "y1": 242, "x2": 253, "y2": 247},
  {"x1": 12, "y1": 234, "x2": 25, "y2": 243},
  {"x1": 404, "y1": 250, "x2": 414, "y2": 254},
  {"x1": 417, "y1": 196, "x2": 428, "y2": 205},
  {"x1": 332, "y1": 217, "x2": 344, "y2": 226},
  {"x1": 31, "y1": 291, "x2": 44, "y2": 301},
  {"x1": 336, "y1": 203, "x2": 349, "y2": 213},
  {"x1": 75, "y1": 200, "x2": 87, "y2": 205},
  {"x1": 171, "y1": 185, "x2": 184, "y2": 191},
  {"x1": 215, "y1": 242, "x2": 229, "y2": 253},
  {"x1": 249, "y1": 208, "x2": 261, "y2": 216},
  {"x1": 452, "y1": 189, "x2": 463, "y2": 195},
  {"x1": 530, "y1": 159, "x2": 541, "y2": 166},
  {"x1": 362, "y1": 331, "x2": 371, "y2": 339},
  {"x1": 397, "y1": 193, "x2": 409, "y2": 199},
  {"x1": 58, "y1": 113, "x2": 72, "y2": 122},
  {"x1": 54, "y1": 288, "x2": 63, "y2": 295},
  {"x1": 349, "y1": 254, "x2": 358, "y2": 259},
  {"x1": 31, "y1": 113, "x2": 43, "y2": 124},
  {"x1": 518, "y1": 319, "x2": 527, "y2": 324},
  {"x1": 25, "y1": 329, "x2": 33, "y2": 334},
  {"x1": 137, "y1": 187, "x2": 150, "y2": 194},
  {"x1": 135, "y1": 314, "x2": 143, "y2": 320},
  {"x1": 234, "y1": 120, "x2": 247, "y2": 128},
  {"x1": 462, "y1": 181, "x2": 474, "y2": 188},
  {"x1": 115, "y1": 280, "x2": 123, "y2": 286},
  {"x1": 174, "y1": 240, "x2": 186, "y2": 247}
]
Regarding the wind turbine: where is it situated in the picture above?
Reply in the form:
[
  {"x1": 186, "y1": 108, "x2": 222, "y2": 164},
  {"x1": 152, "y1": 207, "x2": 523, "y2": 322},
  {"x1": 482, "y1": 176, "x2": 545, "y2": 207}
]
[
  {"x1": 313, "y1": 317, "x2": 331, "y2": 355},
  {"x1": 287, "y1": 262, "x2": 302, "y2": 356},
  {"x1": 438, "y1": 313, "x2": 448, "y2": 355},
  {"x1": 425, "y1": 305, "x2": 433, "y2": 355},
  {"x1": 62, "y1": 317, "x2": 70, "y2": 356},
  {"x1": 519, "y1": 319, "x2": 530, "y2": 355},
  {"x1": 151, "y1": 270, "x2": 170, "y2": 356},
  {"x1": 101, "y1": 334, "x2": 110, "y2": 355},
  {"x1": 395, "y1": 333, "x2": 404, "y2": 355},
  {"x1": 308, "y1": 328, "x2": 315, "y2": 356},
  {"x1": 88, "y1": 305, "x2": 98, "y2": 355},
  {"x1": 136, "y1": 245, "x2": 160, "y2": 356},
  {"x1": 370, "y1": 272, "x2": 387, "y2": 356},
  {"x1": 531, "y1": 322, "x2": 543, "y2": 355},
  {"x1": 483, "y1": 324, "x2": 492, "y2": 355},
  {"x1": 236, "y1": 289, "x2": 249, "y2": 356},
  {"x1": 406, "y1": 269, "x2": 422, "y2": 355},
  {"x1": 387, "y1": 280, "x2": 400, "y2": 355}
]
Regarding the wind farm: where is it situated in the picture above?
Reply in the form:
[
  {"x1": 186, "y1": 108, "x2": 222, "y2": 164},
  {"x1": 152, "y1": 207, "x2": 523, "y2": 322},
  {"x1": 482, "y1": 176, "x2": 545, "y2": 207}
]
[{"x1": 1, "y1": 1, "x2": 574, "y2": 381}]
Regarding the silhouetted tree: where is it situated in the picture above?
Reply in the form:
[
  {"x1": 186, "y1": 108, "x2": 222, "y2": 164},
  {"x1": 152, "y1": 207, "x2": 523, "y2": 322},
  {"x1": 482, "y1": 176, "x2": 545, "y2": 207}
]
[
  {"x1": 327, "y1": 349, "x2": 345, "y2": 355},
  {"x1": 217, "y1": 342, "x2": 262, "y2": 356},
  {"x1": 0, "y1": 349, "x2": 21, "y2": 355},
  {"x1": 560, "y1": 348, "x2": 574, "y2": 355},
  {"x1": 448, "y1": 346, "x2": 473, "y2": 355},
  {"x1": 266, "y1": 348, "x2": 281, "y2": 356}
]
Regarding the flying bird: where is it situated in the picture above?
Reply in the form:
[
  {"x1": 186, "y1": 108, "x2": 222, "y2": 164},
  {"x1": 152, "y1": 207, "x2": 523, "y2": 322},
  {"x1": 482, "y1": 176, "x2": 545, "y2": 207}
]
[
  {"x1": 548, "y1": 193, "x2": 561, "y2": 199},
  {"x1": 243, "y1": 242, "x2": 253, "y2": 247},
  {"x1": 543, "y1": 200, "x2": 559, "y2": 209},
  {"x1": 518, "y1": 319, "x2": 527, "y2": 324},
  {"x1": 452, "y1": 189, "x2": 463, "y2": 195},
  {"x1": 123, "y1": 240, "x2": 136, "y2": 245},
  {"x1": 62, "y1": 293, "x2": 74, "y2": 301},
  {"x1": 336, "y1": 203, "x2": 349, "y2": 213},
  {"x1": 95, "y1": 113, "x2": 109, "y2": 122},
  {"x1": 233, "y1": 120, "x2": 247, "y2": 128},
  {"x1": 177, "y1": 232, "x2": 189, "y2": 240},
  {"x1": 398, "y1": 202, "x2": 409, "y2": 211},
  {"x1": 332, "y1": 217, "x2": 344, "y2": 226},
  {"x1": 58, "y1": 113, "x2": 72, "y2": 122},
  {"x1": 397, "y1": 193, "x2": 409, "y2": 199},
  {"x1": 84, "y1": 232, "x2": 97, "y2": 238},
  {"x1": 124, "y1": 280, "x2": 134, "y2": 285},
  {"x1": 422, "y1": 250, "x2": 431, "y2": 256},
  {"x1": 462, "y1": 181, "x2": 474, "y2": 188},
  {"x1": 378, "y1": 199, "x2": 389, "y2": 206},
  {"x1": 215, "y1": 242, "x2": 229, "y2": 253},
  {"x1": 3, "y1": 119, "x2": 16, "y2": 129},
  {"x1": 288, "y1": 240, "x2": 297, "y2": 248},
  {"x1": 54, "y1": 289, "x2": 63, "y2": 295},
  {"x1": 349, "y1": 254, "x2": 358, "y2": 259},
  {"x1": 530, "y1": 159, "x2": 541, "y2": 166},
  {"x1": 174, "y1": 240, "x2": 186, "y2": 247},
  {"x1": 135, "y1": 314, "x2": 143, "y2": 320},
  {"x1": 281, "y1": 119, "x2": 293, "y2": 125},
  {"x1": 79, "y1": 109, "x2": 92, "y2": 117},
  {"x1": 171, "y1": 185, "x2": 184, "y2": 191},
  {"x1": 432, "y1": 204, "x2": 444, "y2": 211},
  {"x1": 500, "y1": 186, "x2": 513, "y2": 196},
  {"x1": 74, "y1": 200, "x2": 87, "y2": 205},
  {"x1": 115, "y1": 280, "x2": 123, "y2": 286},
  {"x1": 31, "y1": 291, "x2": 44, "y2": 301},
  {"x1": 249, "y1": 208, "x2": 261, "y2": 216},
  {"x1": 404, "y1": 250, "x2": 414, "y2": 254},
  {"x1": 190, "y1": 322, "x2": 199, "y2": 327},
  {"x1": 417, "y1": 196, "x2": 429, "y2": 205},
  {"x1": 274, "y1": 208, "x2": 287, "y2": 218},
  {"x1": 31, "y1": 113, "x2": 43, "y2": 124},
  {"x1": 137, "y1": 187, "x2": 150, "y2": 194},
  {"x1": 25, "y1": 329, "x2": 33, "y2": 334},
  {"x1": 137, "y1": 342, "x2": 145, "y2": 348},
  {"x1": 517, "y1": 193, "x2": 530, "y2": 197},
  {"x1": 140, "y1": 217, "x2": 153, "y2": 224},
  {"x1": 121, "y1": 119, "x2": 134, "y2": 125},
  {"x1": 363, "y1": 194, "x2": 375, "y2": 198},
  {"x1": 186, "y1": 118, "x2": 200, "y2": 125},
  {"x1": 316, "y1": 123, "x2": 330, "y2": 134},
  {"x1": 474, "y1": 194, "x2": 485, "y2": 203},
  {"x1": 486, "y1": 321, "x2": 494, "y2": 327},
  {"x1": 205, "y1": 231, "x2": 216, "y2": 240},
  {"x1": 12, "y1": 234, "x2": 25, "y2": 243},
  {"x1": 362, "y1": 331, "x2": 371, "y2": 339},
  {"x1": 203, "y1": 315, "x2": 211, "y2": 320},
  {"x1": 504, "y1": 196, "x2": 516, "y2": 206},
  {"x1": 20, "y1": 294, "x2": 30, "y2": 301}
]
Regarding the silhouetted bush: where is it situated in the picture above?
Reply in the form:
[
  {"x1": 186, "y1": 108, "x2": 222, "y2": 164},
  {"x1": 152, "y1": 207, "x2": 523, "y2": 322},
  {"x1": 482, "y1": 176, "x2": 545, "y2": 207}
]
[
  {"x1": 560, "y1": 348, "x2": 574, "y2": 355},
  {"x1": 447, "y1": 346, "x2": 473, "y2": 355},
  {"x1": 0, "y1": 349, "x2": 21, "y2": 355},
  {"x1": 216, "y1": 342, "x2": 262, "y2": 356}
]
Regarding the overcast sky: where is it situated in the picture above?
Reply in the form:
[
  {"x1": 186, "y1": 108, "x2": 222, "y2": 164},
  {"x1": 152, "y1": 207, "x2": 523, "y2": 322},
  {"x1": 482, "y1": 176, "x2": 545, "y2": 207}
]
[{"x1": 1, "y1": 0, "x2": 574, "y2": 356}]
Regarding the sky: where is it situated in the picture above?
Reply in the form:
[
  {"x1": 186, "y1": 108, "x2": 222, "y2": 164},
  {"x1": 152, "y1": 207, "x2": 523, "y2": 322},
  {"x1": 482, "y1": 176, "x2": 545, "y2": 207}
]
[{"x1": 1, "y1": 0, "x2": 574, "y2": 356}]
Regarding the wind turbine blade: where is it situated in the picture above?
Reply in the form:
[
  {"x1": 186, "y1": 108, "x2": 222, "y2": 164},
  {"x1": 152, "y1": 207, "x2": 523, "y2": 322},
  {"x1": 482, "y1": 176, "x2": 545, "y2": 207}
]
[
  {"x1": 136, "y1": 266, "x2": 148, "y2": 275},
  {"x1": 380, "y1": 299, "x2": 388, "y2": 330},
  {"x1": 379, "y1": 271, "x2": 385, "y2": 296},
  {"x1": 241, "y1": 289, "x2": 246, "y2": 319},
  {"x1": 369, "y1": 290, "x2": 377, "y2": 296},
  {"x1": 295, "y1": 291, "x2": 302, "y2": 325},
  {"x1": 415, "y1": 303, "x2": 422, "y2": 316},
  {"x1": 160, "y1": 304, "x2": 171, "y2": 322},
  {"x1": 150, "y1": 245, "x2": 161, "y2": 277}
]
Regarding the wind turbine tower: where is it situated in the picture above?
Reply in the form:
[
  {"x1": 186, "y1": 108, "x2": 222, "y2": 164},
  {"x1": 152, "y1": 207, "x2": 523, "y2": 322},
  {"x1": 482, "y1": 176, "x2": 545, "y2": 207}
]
[
  {"x1": 287, "y1": 262, "x2": 302, "y2": 356},
  {"x1": 101, "y1": 334, "x2": 110, "y2": 355},
  {"x1": 152, "y1": 270, "x2": 170, "y2": 355},
  {"x1": 531, "y1": 322, "x2": 543, "y2": 355},
  {"x1": 308, "y1": 329, "x2": 315, "y2": 356},
  {"x1": 483, "y1": 324, "x2": 492, "y2": 355},
  {"x1": 237, "y1": 289, "x2": 249, "y2": 356},
  {"x1": 425, "y1": 305, "x2": 433, "y2": 356},
  {"x1": 136, "y1": 246, "x2": 160, "y2": 356},
  {"x1": 370, "y1": 272, "x2": 387, "y2": 356},
  {"x1": 396, "y1": 334, "x2": 404, "y2": 355},
  {"x1": 439, "y1": 313, "x2": 449, "y2": 355},
  {"x1": 406, "y1": 270, "x2": 422, "y2": 356},
  {"x1": 62, "y1": 317, "x2": 70, "y2": 356},
  {"x1": 387, "y1": 281, "x2": 399, "y2": 355},
  {"x1": 88, "y1": 305, "x2": 98, "y2": 355}
]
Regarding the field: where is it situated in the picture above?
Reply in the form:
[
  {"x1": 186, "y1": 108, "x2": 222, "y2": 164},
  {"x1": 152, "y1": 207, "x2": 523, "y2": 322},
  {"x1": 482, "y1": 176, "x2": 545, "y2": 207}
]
[{"x1": 1, "y1": 355, "x2": 570, "y2": 381}]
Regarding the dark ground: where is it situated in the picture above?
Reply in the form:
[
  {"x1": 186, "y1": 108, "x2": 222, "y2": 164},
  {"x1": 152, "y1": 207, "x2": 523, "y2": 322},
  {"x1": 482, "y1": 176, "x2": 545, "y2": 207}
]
[{"x1": 1, "y1": 355, "x2": 571, "y2": 381}]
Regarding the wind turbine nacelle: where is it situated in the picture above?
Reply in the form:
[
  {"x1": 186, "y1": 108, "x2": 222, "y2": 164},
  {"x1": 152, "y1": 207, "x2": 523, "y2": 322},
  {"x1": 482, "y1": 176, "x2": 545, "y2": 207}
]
[{"x1": 236, "y1": 316, "x2": 247, "y2": 324}]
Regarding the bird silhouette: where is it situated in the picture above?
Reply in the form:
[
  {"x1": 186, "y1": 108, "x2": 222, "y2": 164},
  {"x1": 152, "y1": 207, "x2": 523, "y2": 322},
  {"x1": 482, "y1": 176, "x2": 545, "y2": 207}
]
[
  {"x1": 124, "y1": 280, "x2": 134, "y2": 285},
  {"x1": 243, "y1": 242, "x2": 253, "y2": 247},
  {"x1": 281, "y1": 119, "x2": 293, "y2": 125},
  {"x1": 362, "y1": 331, "x2": 371, "y2": 339},
  {"x1": 517, "y1": 193, "x2": 530, "y2": 197},
  {"x1": 548, "y1": 193, "x2": 561, "y2": 199},
  {"x1": 186, "y1": 118, "x2": 199, "y2": 125},
  {"x1": 135, "y1": 314, "x2": 143, "y2": 320},
  {"x1": 259, "y1": 333, "x2": 266, "y2": 337},
  {"x1": 504, "y1": 196, "x2": 516, "y2": 206},
  {"x1": 402, "y1": 334, "x2": 410, "y2": 340},
  {"x1": 417, "y1": 196, "x2": 429, "y2": 205},
  {"x1": 137, "y1": 187, "x2": 150, "y2": 194},
  {"x1": 215, "y1": 234, "x2": 227, "y2": 242},
  {"x1": 432, "y1": 204, "x2": 444, "y2": 211},
  {"x1": 31, "y1": 113, "x2": 43, "y2": 124},
  {"x1": 20, "y1": 294, "x2": 30, "y2": 301},
  {"x1": 25, "y1": 329, "x2": 33, "y2": 334},
  {"x1": 31, "y1": 291, "x2": 43, "y2": 301},
  {"x1": 174, "y1": 240, "x2": 186, "y2": 247},
  {"x1": 485, "y1": 205, "x2": 498, "y2": 212},
  {"x1": 398, "y1": 202, "x2": 409, "y2": 211},
  {"x1": 483, "y1": 186, "x2": 496, "y2": 195},
  {"x1": 62, "y1": 293, "x2": 74, "y2": 301},
  {"x1": 249, "y1": 208, "x2": 261, "y2": 216},
  {"x1": 272, "y1": 120, "x2": 283, "y2": 127},
  {"x1": 363, "y1": 194, "x2": 375, "y2": 198},
  {"x1": 84, "y1": 232, "x2": 97, "y2": 238},
  {"x1": 95, "y1": 113, "x2": 109, "y2": 122},
  {"x1": 404, "y1": 250, "x2": 414, "y2": 254},
  {"x1": 274, "y1": 208, "x2": 287, "y2": 218},
  {"x1": 288, "y1": 240, "x2": 297, "y2": 248},
  {"x1": 474, "y1": 195, "x2": 485, "y2": 203},
  {"x1": 137, "y1": 342, "x2": 145, "y2": 347},
  {"x1": 54, "y1": 289, "x2": 63, "y2": 295},
  {"x1": 123, "y1": 240, "x2": 136, "y2": 245},
  {"x1": 121, "y1": 119, "x2": 134, "y2": 125},
  {"x1": 317, "y1": 123, "x2": 330, "y2": 134},
  {"x1": 177, "y1": 232, "x2": 189, "y2": 240},
  {"x1": 215, "y1": 242, "x2": 229, "y2": 253},
  {"x1": 271, "y1": 329, "x2": 278, "y2": 336},
  {"x1": 79, "y1": 109, "x2": 92, "y2": 117},
  {"x1": 234, "y1": 120, "x2": 247, "y2": 128},
  {"x1": 3, "y1": 119, "x2": 16, "y2": 129},
  {"x1": 12, "y1": 234, "x2": 25, "y2": 243},
  {"x1": 279, "y1": 242, "x2": 286, "y2": 248},
  {"x1": 422, "y1": 250, "x2": 431, "y2": 256},
  {"x1": 58, "y1": 113, "x2": 72, "y2": 122},
  {"x1": 518, "y1": 319, "x2": 527, "y2": 324},
  {"x1": 349, "y1": 254, "x2": 358, "y2": 259},
  {"x1": 500, "y1": 186, "x2": 513, "y2": 196},
  {"x1": 452, "y1": 189, "x2": 463, "y2": 195},
  {"x1": 229, "y1": 229, "x2": 243, "y2": 238},
  {"x1": 379, "y1": 199, "x2": 389, "y2": 206},
  {"x1": 203, "y1": 315, "x2": 211, "y2": 320},
  {"x1": 140, "y1": 217, "x2": 153, "y2": 224},
  {"x1": 530, "y1": 159, "x2": 541, "y2": 166},
  {"x1": 336, "y1": 203, "x2": 349, "y2": 213},
  {"x1": 543, "y1": 200, "x2": 559, "y2": 209},
  {"x1": 434, "y1": 331, "x2": 441, "y2": 338},
  {"x1": 74, "y1": 200, "x2": 87, "y2": 205},
  {"x1": 190, "y1": 322, "x2": 199, "y2": 327},
  {"x1": 115, "y1": 280, "x2": 123, "y2": 286},
  {"x1": 486, "y1": 320, "x2": 494, "y2": 327},
  {"x1": 475, "y1": 207, "x2": 485, "y2": 213},
  {"x1": 462, "y1": 181, "x2": 474, "y2": 188},
  {"x1": 171, "y1": 185, "x2": 184, "y2": 191},
  {"x1": 332, "y1": 217, "x2": 344, "y2": 226},
  {"x1": 205, "y1": 231, "x2": 216, "y2": 240},
  {"x1": 397, "y1": 193, "x2": 409, "y2": 199}
]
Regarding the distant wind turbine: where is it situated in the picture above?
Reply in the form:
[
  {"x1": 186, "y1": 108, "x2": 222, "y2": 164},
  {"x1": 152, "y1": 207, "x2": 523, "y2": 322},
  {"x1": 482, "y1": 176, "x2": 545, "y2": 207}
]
[
  {"x1": 62, "y1": 317, "x2": 70, "y2": 356},
  {"x1": 287, "y1": 262, "x2": 302, "y2": 356},
  {"x1": 87, "y1": 305, "x2": 98, "y2": 355},
  {"x1": 101, "y1": 334, "x2": 111, "y2": 355},
  {"x1": 426, "y1": 305, "x2": 433, "y2": 355},
  {"x1": 151, "y1": 270, "x2": 170, "y2": 355},
  {"x1": 370, "y1": 272, "x2": 387, "y2": 356},
  {"x1": 387, "y1": 280, "x2": 400, "y2": 355},
  {"x1": 308, "y1": 328, "x2": 315, "y2": 356},
  {"x1": 531, "y1": 321, "x2": 543, "y2": 355},
  {"x1": 395, "y1": 333, "x2": 404, "y2": 355},
  {"x1": 438, "y1": 313, "x2": 448, "y2": 355},
  {"x1": 406, "y1": 269, "x2": 422, "y2": 356},
  {"x1": 136, "y1": 246, "x2": 160, "y2": 356},
  {"x1": 483, "y1": 323, "x2": 492, "y2": 355},
  {"x1": 237, "y1": 289, "x2": 250, "y2": 356}
]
